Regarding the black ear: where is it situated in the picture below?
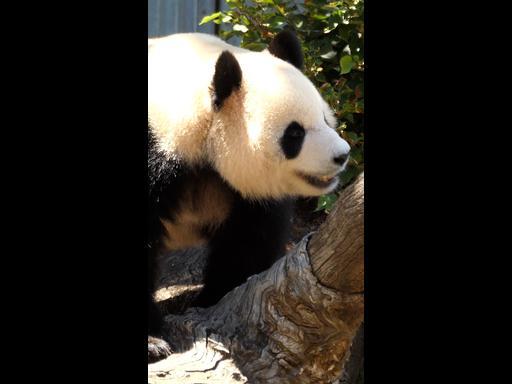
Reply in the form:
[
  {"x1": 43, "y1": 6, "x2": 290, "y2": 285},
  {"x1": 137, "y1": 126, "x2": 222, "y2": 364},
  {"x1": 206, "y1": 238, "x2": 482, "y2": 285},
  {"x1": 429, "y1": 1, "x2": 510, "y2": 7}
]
[
  {"x1": 212, "y1": 50, "x2": 242, "y2": 110},
  {"x1": 268, "y1": 30, "x2": 303, "y2": 70}
]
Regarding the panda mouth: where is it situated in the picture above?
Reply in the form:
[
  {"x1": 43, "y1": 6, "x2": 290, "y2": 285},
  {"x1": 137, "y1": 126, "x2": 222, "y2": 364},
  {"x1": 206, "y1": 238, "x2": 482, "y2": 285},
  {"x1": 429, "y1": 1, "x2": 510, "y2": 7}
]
[{"x1": 297, "y1": 172, "x2": 339, "y2": 189}]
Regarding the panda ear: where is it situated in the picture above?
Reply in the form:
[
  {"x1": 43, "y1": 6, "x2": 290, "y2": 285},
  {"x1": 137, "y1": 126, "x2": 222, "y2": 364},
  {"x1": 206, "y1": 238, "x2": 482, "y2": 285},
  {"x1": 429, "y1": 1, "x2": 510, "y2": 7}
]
[
  {"x1": 212, "y1": 50, "x2": 242, "y2": 111},
  {"x1": 268, "y1": 30, "x2": 303, "y2": 70}
]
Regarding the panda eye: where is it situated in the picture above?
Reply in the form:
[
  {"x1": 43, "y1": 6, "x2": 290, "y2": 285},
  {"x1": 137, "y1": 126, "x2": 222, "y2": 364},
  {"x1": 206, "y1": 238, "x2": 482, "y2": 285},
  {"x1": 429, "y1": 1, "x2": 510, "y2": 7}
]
[
  {"x1": 284, "y1": 122, "x2": 305, "y2": 139},
  {"x1": 281, "y1": 122, "x2": 306, "y2": 160}
]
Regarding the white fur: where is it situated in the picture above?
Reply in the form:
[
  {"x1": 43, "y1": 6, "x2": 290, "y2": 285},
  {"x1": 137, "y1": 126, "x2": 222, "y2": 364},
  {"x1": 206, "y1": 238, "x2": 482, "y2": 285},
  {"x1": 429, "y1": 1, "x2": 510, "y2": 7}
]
[{"x1": 148, "y1": 33, "x2": 350, "y2": 199}]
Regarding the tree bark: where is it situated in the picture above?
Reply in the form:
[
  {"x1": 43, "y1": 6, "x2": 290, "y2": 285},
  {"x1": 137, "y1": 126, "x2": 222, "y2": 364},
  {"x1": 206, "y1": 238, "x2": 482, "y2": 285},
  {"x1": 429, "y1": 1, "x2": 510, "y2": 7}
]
[{"x1": 149, "y1": 173, "x2": 364, "y2": 384}]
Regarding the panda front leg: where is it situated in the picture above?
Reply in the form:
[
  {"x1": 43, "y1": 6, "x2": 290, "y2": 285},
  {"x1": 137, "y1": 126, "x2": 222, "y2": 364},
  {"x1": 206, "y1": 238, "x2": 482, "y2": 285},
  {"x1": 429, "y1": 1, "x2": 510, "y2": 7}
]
[
  {"x1": 192, "y1": 198, "x2": 293, "y2": 308},
  {"x1": 147, "y1": 244, "x2": 172, "y2": 363}
]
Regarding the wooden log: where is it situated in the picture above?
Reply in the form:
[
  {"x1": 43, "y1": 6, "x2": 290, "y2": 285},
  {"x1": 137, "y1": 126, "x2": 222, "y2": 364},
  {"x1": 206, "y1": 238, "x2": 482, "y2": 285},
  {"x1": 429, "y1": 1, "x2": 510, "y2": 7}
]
[{"x1": 149, "y1": 173, "x2": 365, "y2": 383}]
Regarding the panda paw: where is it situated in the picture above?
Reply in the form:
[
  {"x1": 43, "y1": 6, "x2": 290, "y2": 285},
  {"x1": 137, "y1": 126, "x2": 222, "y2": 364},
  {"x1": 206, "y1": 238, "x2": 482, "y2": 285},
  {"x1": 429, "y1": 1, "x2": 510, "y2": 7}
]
[{"x1": 148, "y1": 335, "x2": 172, "y2": 363}]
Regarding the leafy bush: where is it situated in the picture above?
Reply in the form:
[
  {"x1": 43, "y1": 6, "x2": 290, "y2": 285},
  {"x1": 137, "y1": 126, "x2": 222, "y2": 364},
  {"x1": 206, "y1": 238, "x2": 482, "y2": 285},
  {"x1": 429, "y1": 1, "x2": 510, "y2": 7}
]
[{"x1": 202, "y1": 0, "x2": 364, "y2": 212}]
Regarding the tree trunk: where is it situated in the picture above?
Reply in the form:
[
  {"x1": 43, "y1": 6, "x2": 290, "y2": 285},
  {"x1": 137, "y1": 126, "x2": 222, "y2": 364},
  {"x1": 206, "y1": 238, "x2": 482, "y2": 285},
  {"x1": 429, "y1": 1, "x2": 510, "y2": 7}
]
[{"x1": 149, "y1": 173, "x2": 364, "y2": 384}]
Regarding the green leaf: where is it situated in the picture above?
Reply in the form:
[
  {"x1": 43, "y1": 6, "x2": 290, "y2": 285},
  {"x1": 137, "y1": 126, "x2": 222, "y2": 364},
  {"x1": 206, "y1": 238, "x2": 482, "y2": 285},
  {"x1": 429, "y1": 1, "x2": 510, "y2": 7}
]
[
  {"x1": 324, "y1": 22, "x2": 339, "y2": 33},
  {"x1": 320, "y1": 50, "x2": 337, "y2": 60},
  {"x1": 340, "y1": 55, "x2": 353, "y2": 74},
  {"x1": 199, "y1": 12, "x2": 222, "y2": 25},
  {"x1": 350, "y1": 148, "x2": 364, "y2": 163},
  {"x1": 346, "y1": 131, "x2": 359, "y2": 142},
  {"x1": 355, "y1": 100, "x2": 364, "y2": 113},
  {"x1": 243, "y1": 42, "x2": 267, "y2": 51},
  {"x1": 315, "y1": 193, "x2": 338, "y2": 213},
  {"x1": 315, "y1": 72, "x2": 326, "y2": 82},
  {"x1": 233, "y1": 24, "x2": 249, "y2": 33},
  {"x1": 340, "y1": 166, "x2": 357, "y2": 185},
  {"x1": 344, "y1": 113, "x2": 354, "y2": 123}
]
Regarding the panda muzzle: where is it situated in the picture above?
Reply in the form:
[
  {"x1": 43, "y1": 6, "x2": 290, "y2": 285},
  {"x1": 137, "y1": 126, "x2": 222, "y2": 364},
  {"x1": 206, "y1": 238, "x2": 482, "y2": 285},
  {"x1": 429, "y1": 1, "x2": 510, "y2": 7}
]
[{"x1": 297, "y1": 172, "x2": 338, "y2": 189}]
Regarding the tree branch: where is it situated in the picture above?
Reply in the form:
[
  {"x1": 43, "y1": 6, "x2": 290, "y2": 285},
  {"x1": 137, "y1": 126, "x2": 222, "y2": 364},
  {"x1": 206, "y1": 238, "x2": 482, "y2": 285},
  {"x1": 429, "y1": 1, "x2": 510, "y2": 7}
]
[{"x1": 149, "y1": 173, "x2": 365, "y2": 384}]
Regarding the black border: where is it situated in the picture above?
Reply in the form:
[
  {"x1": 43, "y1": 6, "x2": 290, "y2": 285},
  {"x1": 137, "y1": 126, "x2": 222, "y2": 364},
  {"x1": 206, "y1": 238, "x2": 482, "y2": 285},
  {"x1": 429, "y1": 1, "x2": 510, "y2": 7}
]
[
  {"x1": 9, "y1": 2, "x2": 148, "y2": 380},
  {"x1": 365, "y1": 2, "x2": 498, "y2": 381},
  {"x1": 8, "y1": 1, "x2": 500, "y2": 381}
]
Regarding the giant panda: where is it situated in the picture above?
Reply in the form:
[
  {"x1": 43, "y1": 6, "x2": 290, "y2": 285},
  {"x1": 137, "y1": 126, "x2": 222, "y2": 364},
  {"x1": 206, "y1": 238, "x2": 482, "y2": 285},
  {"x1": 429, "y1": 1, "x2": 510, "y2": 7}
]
[{"x1": 148, "y1": 31, "x2": 351, "y2": 362}]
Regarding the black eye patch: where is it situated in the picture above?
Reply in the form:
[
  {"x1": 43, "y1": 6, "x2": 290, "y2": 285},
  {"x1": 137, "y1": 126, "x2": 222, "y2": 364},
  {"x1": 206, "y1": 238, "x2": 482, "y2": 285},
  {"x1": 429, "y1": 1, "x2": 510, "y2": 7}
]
[{"x1": 280, "y1": 122, "x2": 305, "y2": 159}]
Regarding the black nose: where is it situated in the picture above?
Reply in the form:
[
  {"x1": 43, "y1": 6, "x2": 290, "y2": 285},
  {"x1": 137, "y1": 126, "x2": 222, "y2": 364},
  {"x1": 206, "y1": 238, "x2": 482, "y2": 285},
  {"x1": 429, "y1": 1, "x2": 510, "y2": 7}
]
[{"x1": 333, "y1": 152, "x2": 350, "y2": 165}]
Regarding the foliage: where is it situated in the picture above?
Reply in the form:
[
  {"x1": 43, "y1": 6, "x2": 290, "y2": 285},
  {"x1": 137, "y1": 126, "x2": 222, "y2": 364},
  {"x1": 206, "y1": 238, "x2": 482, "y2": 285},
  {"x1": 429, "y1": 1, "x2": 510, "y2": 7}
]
[{"x1": 201, "y1": 0, "x2": 364, "y2": 213}]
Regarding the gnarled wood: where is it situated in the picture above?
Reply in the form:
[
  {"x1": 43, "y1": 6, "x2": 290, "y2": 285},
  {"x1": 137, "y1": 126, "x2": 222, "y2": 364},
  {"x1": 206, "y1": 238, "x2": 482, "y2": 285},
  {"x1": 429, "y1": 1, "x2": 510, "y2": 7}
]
[
  {"x1": 309, "y1": 171, "x2": 364, "y2": 293},
  {"x1": 149, "y1": 173, "x2": 364, "y2": 384}
]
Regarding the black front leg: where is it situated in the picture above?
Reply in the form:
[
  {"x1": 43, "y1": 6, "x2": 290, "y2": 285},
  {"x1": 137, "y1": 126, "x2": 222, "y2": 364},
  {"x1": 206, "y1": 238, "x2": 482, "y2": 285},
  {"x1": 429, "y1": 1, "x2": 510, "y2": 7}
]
[
  {"x1": 192, "y1": 197, "x2": 293, "y2": 308},
  {"x1": 148, "y1": 244, "x2": 163, "y2": 335},
  {"x1": 147, "y1": 242, "x2": 172, "y2": 362}
]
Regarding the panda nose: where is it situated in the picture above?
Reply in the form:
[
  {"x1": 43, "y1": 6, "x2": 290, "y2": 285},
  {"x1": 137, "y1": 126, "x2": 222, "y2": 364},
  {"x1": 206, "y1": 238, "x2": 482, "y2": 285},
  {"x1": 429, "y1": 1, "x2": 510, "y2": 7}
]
[{"x1": 333, "y1": 151, "x2": 350, "y2": 166}]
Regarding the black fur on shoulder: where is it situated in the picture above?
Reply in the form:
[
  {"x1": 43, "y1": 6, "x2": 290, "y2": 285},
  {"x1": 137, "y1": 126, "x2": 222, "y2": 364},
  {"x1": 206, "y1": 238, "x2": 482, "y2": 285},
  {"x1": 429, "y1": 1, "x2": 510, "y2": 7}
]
[
  {"x1": 268, "y1": 30, "x2": 304, "y2": 70},
  {"x1": 192, "y1": 195, "x2": 293, "y2": 308},
  {"x1": 212, "y1": 50, "x2": 242, "y2": 111}
]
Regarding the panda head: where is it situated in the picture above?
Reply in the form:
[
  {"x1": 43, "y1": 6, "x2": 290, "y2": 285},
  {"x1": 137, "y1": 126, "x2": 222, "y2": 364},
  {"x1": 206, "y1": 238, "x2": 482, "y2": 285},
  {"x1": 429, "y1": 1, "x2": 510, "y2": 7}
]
[{"x1": 206, "y1": 31, "x2": 351, "y2": 200}]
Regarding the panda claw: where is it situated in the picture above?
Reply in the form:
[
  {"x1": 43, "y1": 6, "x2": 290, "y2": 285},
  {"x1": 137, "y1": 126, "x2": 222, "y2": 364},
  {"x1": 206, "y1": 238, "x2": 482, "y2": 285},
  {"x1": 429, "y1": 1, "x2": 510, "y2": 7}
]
[{"x1": 148, "y1": 335, "x2": 172, "y2": 363}]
